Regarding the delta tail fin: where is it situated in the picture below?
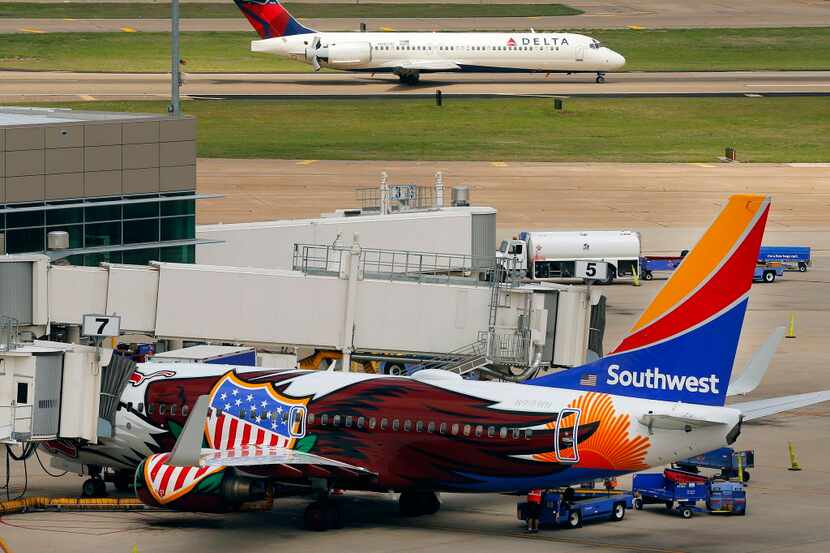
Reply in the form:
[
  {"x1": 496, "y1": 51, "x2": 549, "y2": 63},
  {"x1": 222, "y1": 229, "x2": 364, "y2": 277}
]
[
  {"x1": 530, "y1": 195, "x2": 771, "y2": 407},
  {"x1": 233, "y1": 0, "x2": 314, "y2": 39}
]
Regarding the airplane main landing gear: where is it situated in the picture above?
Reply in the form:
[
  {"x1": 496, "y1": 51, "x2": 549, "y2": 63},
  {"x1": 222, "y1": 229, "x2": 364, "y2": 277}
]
[
  {"x1": 399, "y1": 490, "x2": 441, "y2": 517},
  {"x1": 82, "y1": 465, "x2": 107, "y2": 497},
  {"x1": 595, "y1": 72, "x2": 606, "y2": 84},
  {"x1": 395, "y1": 70, "x2": 421, "y2": 85},
  {"x1": 304, "y1": 499, "x2": 343, "y2": 531}
]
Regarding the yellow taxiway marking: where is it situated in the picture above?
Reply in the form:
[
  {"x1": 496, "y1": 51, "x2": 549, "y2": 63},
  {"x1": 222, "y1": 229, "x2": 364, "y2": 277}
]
[
  {"x1": 627, "y1": 25, "x2": 644, "y2": 30},
  {"x1": 121, "y1": 26, "x2": 137, "y2": 33},
  {"x1": 381, "y1": 27, "x2": 396, "y2": 32},
  {"x1": 20, "y1": 28, "x2": 46, "y2": 34},
  {"x1": 695, "y1": 163, "x2": 715, "y2": 168},
  {"x1": 491, "y1": 161, "x2": 508, "y2": 167},
  {"x1": 296, "y1": 159, "x2": 318, "y2": 165},
  {"x1": 79, "y1": 95, "x2": 96, "y2": 101},
  {"x1": 63, "y1": 18, "x2": 76, "y2": 21}
]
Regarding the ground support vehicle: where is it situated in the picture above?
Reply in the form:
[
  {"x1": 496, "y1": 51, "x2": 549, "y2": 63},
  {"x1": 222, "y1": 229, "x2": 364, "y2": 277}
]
[
  {"x1": 640, "y1": 254, "x2": 686, "y2": 280},
  {"x1": 758, "y1": 246, "x2": 811, "y2": 272},
  {"x1": 633, "y1": 469, "x2": 747, "y2": 518},
  {"x1": 676, "y1": 447, "x2": 755, "y2": 483},
  {"x1": 753, "y1": 263, "x2": 785, "y2": 283},
  {"x1": 517, "y1": 489, "x2": 634, "y2": 529}
]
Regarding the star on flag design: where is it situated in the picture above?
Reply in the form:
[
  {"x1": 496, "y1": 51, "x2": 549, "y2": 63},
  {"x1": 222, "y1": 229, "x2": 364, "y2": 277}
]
[{"x1": 207, "y1": 373, "x2": 308, "y2": 450}]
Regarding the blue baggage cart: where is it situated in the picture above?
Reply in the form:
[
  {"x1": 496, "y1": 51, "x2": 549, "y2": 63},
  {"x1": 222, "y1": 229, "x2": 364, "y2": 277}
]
[
  {"x1": 758, "y1": 246, "x2": 811, "y2": 272},
  {"x1": 753, "y1": 263, "x2": 784, "y2": 283},
  {"x1": 676, "y1": 447, "x2": 755, "y2": 482},
  {"x1": 517, "y1": 489, "x2": 634, "y2": 529},
  {"x1": 633, "y1": 469, "x2": 710, "y2": 519}
]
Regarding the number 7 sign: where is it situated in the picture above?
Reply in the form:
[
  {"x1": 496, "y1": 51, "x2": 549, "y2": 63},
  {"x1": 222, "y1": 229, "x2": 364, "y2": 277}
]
[{"x1": 82, "y1": 314, "x2": 121, "y2": 337}]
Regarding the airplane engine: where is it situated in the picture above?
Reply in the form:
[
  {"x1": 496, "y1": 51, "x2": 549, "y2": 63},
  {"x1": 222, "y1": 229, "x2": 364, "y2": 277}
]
[
  {"x1": 322, "y1": 42, "x2": 372, "y2": 66},
  {"x1": 134, "y1": 454, "x2": 266, "y2": 512}
]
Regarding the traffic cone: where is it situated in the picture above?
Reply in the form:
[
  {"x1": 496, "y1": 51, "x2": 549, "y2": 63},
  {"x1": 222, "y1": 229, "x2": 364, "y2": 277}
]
[
  {"x1": 787, "y1": 442, "x2": 802, "y2": 471},
  {"x1": 786, "y1": 313, "x2": 796, "y2": 338}
]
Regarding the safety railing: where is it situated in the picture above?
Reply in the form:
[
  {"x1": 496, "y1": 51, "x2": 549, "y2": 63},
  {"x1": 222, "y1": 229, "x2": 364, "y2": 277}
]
[
  {"x1": 292, "y1": 243, "x2": 522, "y2": 287},
  {"x1": 480, "y1": 329, "x2": 533, "y2": 367},
  {"x1": 0, "y1": 316, "x2": 20, "y2": 352},
  {"x1": 356, "y1": 184, "x2": 437, "y2": 213}
]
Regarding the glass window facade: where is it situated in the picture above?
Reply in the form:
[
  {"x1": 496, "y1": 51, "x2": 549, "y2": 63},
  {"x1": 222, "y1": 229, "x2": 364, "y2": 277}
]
[{"x1": 0, "y1": 194, "x2": 196, "y2": 266}]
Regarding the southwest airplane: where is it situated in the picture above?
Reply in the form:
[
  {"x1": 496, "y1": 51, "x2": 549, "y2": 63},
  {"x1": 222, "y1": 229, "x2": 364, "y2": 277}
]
[
  {"x1": 43, "y1": 195, "x2": 830, "y2": 531},
  {"x1": 232, "y1": 0, "x2": 626, "y2": 84}
]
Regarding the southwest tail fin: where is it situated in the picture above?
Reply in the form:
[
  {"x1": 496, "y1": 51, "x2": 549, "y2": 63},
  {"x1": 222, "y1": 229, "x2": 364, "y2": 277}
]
[
  {"x1": 530, "y1": 195, "x2": 771, "y2": 406},
  {"x1": 233, "y1": 0, "x2": 314, "y2": 39}
]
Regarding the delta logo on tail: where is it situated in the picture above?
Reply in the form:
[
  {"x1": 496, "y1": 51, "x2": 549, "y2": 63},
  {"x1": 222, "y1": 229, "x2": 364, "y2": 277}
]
[
  {"x1": 531, "y1": 195, "x2": 771, "y2": 406},
  {"x1": 506, "y1": 38, "x2": 517, "y2": 47},
  {"x1": 233, "y1": 0, "x2": 314, "y2": 39}
]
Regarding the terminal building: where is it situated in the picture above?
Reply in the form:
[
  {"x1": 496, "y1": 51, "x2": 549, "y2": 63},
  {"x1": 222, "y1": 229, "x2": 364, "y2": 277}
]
[{"x1": 0, "y1": 107, "x2": 210, "y2": 266}]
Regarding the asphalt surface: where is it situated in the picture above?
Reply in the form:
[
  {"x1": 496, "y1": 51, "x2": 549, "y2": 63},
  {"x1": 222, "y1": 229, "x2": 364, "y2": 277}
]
[
  {"x1": 3, "y1": 70, "x2": 830, "y2": 101},
  {"x1": 2, "y1": 0, "x2": 829, "y2": 32}
]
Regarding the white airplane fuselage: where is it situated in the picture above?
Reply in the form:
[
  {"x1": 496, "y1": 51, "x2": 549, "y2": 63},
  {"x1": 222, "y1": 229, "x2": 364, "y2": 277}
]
[{"x1": 252, "y1": 31, "x2": 626, "y2": 78}]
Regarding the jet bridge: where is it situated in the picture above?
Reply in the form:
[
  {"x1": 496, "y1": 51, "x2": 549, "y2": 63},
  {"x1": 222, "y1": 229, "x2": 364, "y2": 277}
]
[{"x1": 1, "y1": 244, "x2": 595, "y2": 372}]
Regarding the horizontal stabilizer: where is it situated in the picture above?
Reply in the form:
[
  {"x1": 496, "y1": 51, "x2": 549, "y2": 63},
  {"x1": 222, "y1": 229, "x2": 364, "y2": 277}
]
[
  {"x1": 200, "y1": 445, "x2": 375, "y2": 475},
  {"x1": 396, "y1": 61, "x2": 461, "y2": 72},
  {"x1": 731, "y1": 390, "x2": 830, "y2": 421},
  {"x1": 727, "y1": 326, "x2": 785, "y2": 396},
  {"x1": 638, "y1": 406, "x2": 732, "y2": 432}
]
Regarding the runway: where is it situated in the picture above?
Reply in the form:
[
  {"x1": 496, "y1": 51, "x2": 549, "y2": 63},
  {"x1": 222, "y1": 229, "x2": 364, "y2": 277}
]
[
  {"x1": 3, "y1": 70, "x2": 830, "y2": 101},
  {"x1": 2, "y1": 0, "x2": 829, "y2": 32}
]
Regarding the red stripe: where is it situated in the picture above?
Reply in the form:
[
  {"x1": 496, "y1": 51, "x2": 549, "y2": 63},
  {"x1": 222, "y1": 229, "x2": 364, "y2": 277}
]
[
  {"x1": 226, "y1": 417, "x2": 238, "y2": 448},
  {"x1": 241, "y1": 422, "x2": 252, "y2": 446},
  {"x1": 270, "y1": 432, "x2": 278, "y2": 446},
  {"x1": 158, "y1": 465, "x2": 175, "y2": 493},
  {"x1": 174, "y1": 466, "x2": 191, "y2": 489},
  {"x1": 149, "y1": 454, "x2": 168, "y2": 481},
  {"x1": 615, "y1": 207, "x2": 768, "y2": 353},
  {"x1": 214, "y1": 414, "x2": 225, "y2": 448}
]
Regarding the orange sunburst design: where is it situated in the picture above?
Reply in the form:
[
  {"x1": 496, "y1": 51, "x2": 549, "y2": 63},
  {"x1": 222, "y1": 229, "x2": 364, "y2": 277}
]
[{"x1": 533, "y1": 392, "x2": 650, "y2": 471}]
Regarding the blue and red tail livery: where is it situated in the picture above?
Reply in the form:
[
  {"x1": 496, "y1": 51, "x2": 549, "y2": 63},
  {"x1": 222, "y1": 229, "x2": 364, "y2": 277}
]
[
  {"x1": 531, "y1": 195, "x2": 771, "y2": 406},
  {"x1": 233, "y1": 0, "x2": 314, "y2": 39}
]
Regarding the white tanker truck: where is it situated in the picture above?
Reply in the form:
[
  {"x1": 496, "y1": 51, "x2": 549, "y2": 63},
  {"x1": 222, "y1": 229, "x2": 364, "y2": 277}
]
[{"x1": 497, "y1": 230, "x2": 642, "y2": 284}]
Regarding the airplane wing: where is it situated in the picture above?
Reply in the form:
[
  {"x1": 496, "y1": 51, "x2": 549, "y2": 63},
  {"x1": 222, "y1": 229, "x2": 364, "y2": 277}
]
[
  {"x1": 730, "y1": 390, "x2": 830, "y2": 421},
  {"x1": 395, "y1": 60, "x2": 462, "y2": 72},
  {"x1": 727, "y1": 326, "x2": 785, "y2": 396}
]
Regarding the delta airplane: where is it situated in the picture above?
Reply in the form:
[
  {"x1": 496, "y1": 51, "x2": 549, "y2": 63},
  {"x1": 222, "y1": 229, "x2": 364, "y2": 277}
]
[
  {"x1": 232, "y1": 0, "x2": 626, "y2": 84},
  {"x1": 43, "y1": 195, "x2": 830, "y2": 531}
]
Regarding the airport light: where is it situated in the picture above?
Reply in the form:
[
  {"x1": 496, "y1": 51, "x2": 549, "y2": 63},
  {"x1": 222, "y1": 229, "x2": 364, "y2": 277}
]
[{"x1": 169, "y1": 0, "x2": 181, "y2": 115}]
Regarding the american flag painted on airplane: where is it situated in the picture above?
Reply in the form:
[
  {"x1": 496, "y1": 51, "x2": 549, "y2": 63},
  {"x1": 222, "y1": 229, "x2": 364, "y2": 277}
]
[
  {"x1": 144, "y1": 452, "x2": 224, "y2": 505},
  {"x1": 207, "y1": 372, "x2": 309, "y2": 450}
]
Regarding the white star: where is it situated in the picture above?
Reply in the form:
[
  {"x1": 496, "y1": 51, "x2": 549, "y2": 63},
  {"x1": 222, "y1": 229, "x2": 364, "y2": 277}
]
[
  {"x1": 235, "y1": 399, "x2": 242, "y2": 406},
  {"x1": 220, "y1": 392, "x2": 227, "y2": 401},
  {"x1": 271, "y1": 422, "x2": 277, "y2": 429},
  {"x1": 224, "y1": 403, "x2": 231, "y2": 410},
  {"x1": 260, "y1": 400, "x2": 268, "y2": 408},
  {"x1": 231, "y1": 389, "x2": 238, "y2": 396},
  {"x1": 276, "y1": 406, "x2": 283, "y2": 414},
  {"x1": 265, "y1": 411, "x2": 272, "y2": 420},
  {"x1": 255, "y1": 416, "x2": 262, "y2": 424},
  {"x1": 246, "y1": 394, "x2": 253, "y2": 402}
]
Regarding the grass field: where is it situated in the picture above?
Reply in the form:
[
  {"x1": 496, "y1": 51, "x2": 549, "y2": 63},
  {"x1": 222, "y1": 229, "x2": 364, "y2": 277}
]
[
  {"x1": 0, "y1": 2, "x2": 582, "y2": 19},
  {"x1": 28, "y1": 98, "x2": 830, "y2": 162},
  {"x1": 2, "y1": 28, "x2": 828, "y2": 73}
]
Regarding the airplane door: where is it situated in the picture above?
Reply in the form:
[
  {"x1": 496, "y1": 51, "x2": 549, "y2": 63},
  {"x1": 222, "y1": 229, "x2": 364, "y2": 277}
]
[
  {"x1": 554, "y1": 408, "x2": 581, "y2": 463},
  {"x1": 575, "y1": 48, "x2": 584, "y2": 62}
]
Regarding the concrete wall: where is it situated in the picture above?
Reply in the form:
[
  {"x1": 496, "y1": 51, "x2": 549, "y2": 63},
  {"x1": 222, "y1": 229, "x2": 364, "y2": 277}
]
[{"x1": 0, "y1": 116, "x2": 196, "y2": 203}]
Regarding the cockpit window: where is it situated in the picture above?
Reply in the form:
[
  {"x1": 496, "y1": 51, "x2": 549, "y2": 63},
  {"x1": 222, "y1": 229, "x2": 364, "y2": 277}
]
[{"x1": 589, "y1": 40, "x2": 604, "y2": 49}]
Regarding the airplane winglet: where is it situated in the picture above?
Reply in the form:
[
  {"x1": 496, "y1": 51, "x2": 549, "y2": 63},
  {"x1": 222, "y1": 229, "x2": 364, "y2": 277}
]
[
  {"x1": 168, "y1": 394, "x2": 210, "y2": 467},
  {"x1": 727, "y1": 326, "x2": 785, "y2": 396}
]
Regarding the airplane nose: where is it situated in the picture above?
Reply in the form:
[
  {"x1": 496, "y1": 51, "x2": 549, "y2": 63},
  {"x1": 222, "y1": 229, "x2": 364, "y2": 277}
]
[{"x1": 610, "y1": 50, "x2": 626, "y2": 70}]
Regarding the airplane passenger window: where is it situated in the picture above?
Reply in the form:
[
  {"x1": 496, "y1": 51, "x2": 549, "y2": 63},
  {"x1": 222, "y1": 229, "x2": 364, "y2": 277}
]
[
  {"x1": 525, "y1": 429, "x2": 533, "y2": 439},
  {"x1": 345, "y1": 416, "x2": 353, "y2": 428},
  {"x1": 439, "y1": 423, "x2": 447, "y2": 434},
  {"x1": 451, "y1": 423, "x2": 459, "y2": 435},
  {"x1": 381, "y1": 418, "x2": 389, "y2": 430},
  {"x1": 159, "y1": 404, "x2": 167, "y2": 416},
  {"x1": 393, "y1": 419, "x2": 400, "y2": 431},
  {"x1": 147, "y1": 403, "x2": 154, "y2": 415},
  {"x1": 512, "y1": 428, "x2": 521, "y2": 439},
  {"x1": 404, "y1": 420, "x2": 412, "y2": 432},
  {"x1": 321, "y1": 414, "x2": 329, "y2": 425},
  {"x1": 282, "y1": 410, "x2": 289, "y2": 423},
  {"x1": 137, "y1": 402, "x2": 144, "y2": 413},
  {"x1": 463, "y1": 424, "x2": 471, "y2": 436},
  {"x1": 182, "y1": 404, "x2": 189, "y2": 417},
  {"x1": 240, "y1": 409, "x2": 247, "y2": 420},
  {"x1": 368, "y1": 417, "x2": 376, "y2": 429},
  {"x1": 475, "y1": 425, "x2": 483, "y2": 437},
  {"x1": 499, "y1": 428, "x2": 508, "y2": 439},
  {"x1": 416, "y1": 421, "x2": 424, "y2": 432},
  {"x1": 427, "y1": 422, "x2": 435, "y2": 433},
  {"x1": 170, "y1": 404, "x2": 177, "y2": 416},
  {"x1": 307, "y1": 413, "x2": 315, "y2": 425},
  {"x1": 333, "y1": 415, "x2": 341, "y2": 426},
  {"x1": 357, "y1": 416, "x2": 365, "y2": 429},
  {"x1": 487, "y1": 426, "x2": 495, "y2": 438}
]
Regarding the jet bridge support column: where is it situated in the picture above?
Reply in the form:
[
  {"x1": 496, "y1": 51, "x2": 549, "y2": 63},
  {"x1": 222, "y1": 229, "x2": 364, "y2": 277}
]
[{"x1": 341, "y1": 234, "x2": 362, "y2": 371}]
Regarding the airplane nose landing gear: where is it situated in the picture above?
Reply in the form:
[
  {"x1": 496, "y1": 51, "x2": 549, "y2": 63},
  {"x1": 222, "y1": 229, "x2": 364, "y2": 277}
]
[{"x1": 596, "y1": 72, "x2": 606, "y2": 84}]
